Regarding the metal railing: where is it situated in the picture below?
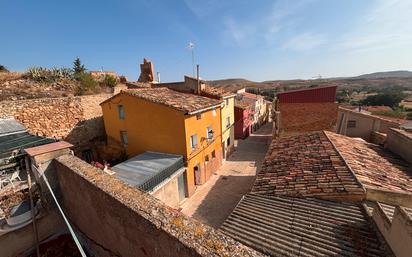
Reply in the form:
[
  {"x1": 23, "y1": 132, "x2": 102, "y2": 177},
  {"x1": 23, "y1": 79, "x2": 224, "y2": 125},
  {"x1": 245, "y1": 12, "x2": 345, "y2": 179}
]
[{"x1": 138, "y1": 157, "x2": 184, "y2": 192}]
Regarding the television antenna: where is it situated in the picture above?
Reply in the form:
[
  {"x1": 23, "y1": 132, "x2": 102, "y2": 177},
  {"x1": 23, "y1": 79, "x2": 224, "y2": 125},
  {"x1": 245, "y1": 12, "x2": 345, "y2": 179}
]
[{"x1": 187, "y1": 42, "x2": 195, "y2": 77}]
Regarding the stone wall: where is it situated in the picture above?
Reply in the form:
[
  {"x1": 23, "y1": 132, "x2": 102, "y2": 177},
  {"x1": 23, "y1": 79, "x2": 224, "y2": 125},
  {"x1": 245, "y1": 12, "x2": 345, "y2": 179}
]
[
  {"x1": 0, "y1": 94, "x2": 111, "y2": 138},
  {"x1": 53, "y1": 154, "x2": 262, "y2": 257},
  {"x1": 0, "y1": 94, "x2": 113, "y2": 159},
  {"x1": 278, "y1": 102, "x2": 338, "y2": 133}
]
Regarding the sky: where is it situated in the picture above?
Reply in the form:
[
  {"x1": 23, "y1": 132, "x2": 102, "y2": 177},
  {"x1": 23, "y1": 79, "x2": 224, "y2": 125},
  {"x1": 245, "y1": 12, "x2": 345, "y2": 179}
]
[{"x1": 1, "y1": 0, "x2": 412, "y2": 82}]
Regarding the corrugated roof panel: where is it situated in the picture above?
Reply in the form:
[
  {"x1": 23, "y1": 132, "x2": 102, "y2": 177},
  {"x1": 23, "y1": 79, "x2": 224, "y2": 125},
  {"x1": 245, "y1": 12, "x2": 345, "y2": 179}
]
[
  {"x1": 221, "y1": 194, "x2": 389, "y2": 257},
  {"x1": 0, "y1": 118, "x2": 26, "y2": 137},
  {"x1": 112, "y1": 151, "x2": 184, "y2": 191}
]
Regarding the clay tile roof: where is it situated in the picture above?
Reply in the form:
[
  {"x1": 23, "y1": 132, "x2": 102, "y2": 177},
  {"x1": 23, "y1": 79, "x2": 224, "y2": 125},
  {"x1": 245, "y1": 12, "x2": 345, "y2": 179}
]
[
  {"x1": 252, "y1": 131, "x2": 364, "y2": 199},
  {"x1": 202, "y1": 85, "x2": 235, "y2": 98},
  {"x1": 241, "y1": 92, "x2": 263, "y2": 100},
  {"x1": 221, "y1": 194, "x2": 389, "y2": 257},
  {"x1": 122, "y1": 88, "x2": 222, "y2": 114},
  {"x1": 234, "y1": 100, "x2": 253, "y2": 109},
  {"x1": 325, "y1": 131, "x2": 412, "y2": 194}
]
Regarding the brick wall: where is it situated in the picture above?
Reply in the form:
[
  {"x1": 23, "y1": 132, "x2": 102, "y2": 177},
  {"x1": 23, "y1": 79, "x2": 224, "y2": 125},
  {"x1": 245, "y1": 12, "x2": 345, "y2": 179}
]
[
  {"x1": 279, "y1": 102, "x2": 338, "y2": 133},
  {"x1": 53, "y1": 154, "x2": 262, "y2": 257}
]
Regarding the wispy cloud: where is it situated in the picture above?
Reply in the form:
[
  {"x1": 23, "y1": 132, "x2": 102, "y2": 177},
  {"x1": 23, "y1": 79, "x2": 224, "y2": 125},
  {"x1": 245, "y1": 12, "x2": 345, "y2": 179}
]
[
  {"x1": 223, "y1": 17, "x2": 256, "y2": 46},
  {"x1": 282, "y1": 32, "x2": 326, "y2": 51},
  {"x1": 264, "y1": 0, "x2": 317, "y2": 41},
  {"x1": 221, "y1": 0, "x2": 318, "y2": 47},
  {"x1": 338, "y1": 0, "x2": 412, "y2": 51},
  {"x1": 184, "y1": 0, "x2": 226, "y2": 19}
]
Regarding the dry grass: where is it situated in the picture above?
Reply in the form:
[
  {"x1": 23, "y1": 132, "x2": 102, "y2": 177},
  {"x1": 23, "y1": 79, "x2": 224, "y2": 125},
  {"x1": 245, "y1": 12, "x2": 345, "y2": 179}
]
[{"x1": 0, "y1": 72, "x2": 24, "y2": 83}]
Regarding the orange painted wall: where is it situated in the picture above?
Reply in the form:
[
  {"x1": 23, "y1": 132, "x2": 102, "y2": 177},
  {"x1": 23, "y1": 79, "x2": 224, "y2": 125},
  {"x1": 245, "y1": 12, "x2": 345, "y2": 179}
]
[
  {"x1": 101, "y1": 93, "x2": 223, "y2": 197},
  {"x1": 184, "y1": 109, "x2": 222, "y2": 196},
  {"x1": 101, "y1": 93, "x2": 186, "y2": 157}
]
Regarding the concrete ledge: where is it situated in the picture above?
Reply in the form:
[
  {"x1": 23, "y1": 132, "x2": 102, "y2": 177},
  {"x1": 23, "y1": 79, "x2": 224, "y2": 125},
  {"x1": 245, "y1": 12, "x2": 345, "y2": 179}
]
[
  {"x1": 53, "y1": 154, "x2": 263, "y2": 257},
  {"x1": 366, "y1": 187, "x2": 412, "y2": 208}
]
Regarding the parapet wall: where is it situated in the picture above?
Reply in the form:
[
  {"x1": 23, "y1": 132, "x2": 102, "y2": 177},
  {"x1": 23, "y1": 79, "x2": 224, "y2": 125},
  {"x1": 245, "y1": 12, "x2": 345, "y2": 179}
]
[
  {"x1": 386, "y1": 128, "x2": 412, "y2": 164},
  {"x1": 53, "y1": 154, "x2": 262, "y2": 257}
]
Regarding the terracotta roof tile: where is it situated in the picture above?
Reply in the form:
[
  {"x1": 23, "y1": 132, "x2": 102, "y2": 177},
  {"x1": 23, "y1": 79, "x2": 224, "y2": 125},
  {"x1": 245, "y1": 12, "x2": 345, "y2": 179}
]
[
  {"x1": 202, "y1": 85, "x2": 235, "y2": 98},
  {"x1": 252, "y1": 131, "x2": 364, "y2": 199},
  {"x1": 122, "y1": 88, "x2": 222, "y2": 114},
  {"x1": 325, "y1": 131, "x2": 412, "y2": 194}
]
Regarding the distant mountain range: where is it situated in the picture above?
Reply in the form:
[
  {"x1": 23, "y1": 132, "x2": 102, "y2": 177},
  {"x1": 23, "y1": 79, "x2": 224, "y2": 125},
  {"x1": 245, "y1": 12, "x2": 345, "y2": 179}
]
[
  {"x1": 351, "y1": 70, "x2": 412, "y2": 79},
  {"x1": 209, "y1": 70, "x2": 412, "y2": 92}
]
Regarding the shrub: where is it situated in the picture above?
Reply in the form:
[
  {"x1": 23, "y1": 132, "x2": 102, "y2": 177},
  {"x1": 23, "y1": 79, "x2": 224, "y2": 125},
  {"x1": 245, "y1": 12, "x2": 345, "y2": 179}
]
[
  {"x1": 103, "y1": 75, "x2": 117, "y2": 88},
  {"x1": 0, "y1": 65, "x2": 9, "y2": 72},
  {"x1": 26, "y1": 67, "x2": 73, "y2": 82},
  {"x1": 77, "y1": 72, "x2": 98, "y2": 95}
]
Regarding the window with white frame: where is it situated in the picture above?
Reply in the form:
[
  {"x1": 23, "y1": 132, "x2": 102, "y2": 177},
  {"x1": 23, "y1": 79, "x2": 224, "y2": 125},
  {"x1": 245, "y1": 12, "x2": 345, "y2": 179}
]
[
  {"x1": 226, "y1": 116, "x2": 231, "y2": 128},
  {"x1": 190, "y1": 134, "x2": 198, "y2": 150},
  {"x1": 206, "y1": 126, "x2": 213, "y2": 140}
]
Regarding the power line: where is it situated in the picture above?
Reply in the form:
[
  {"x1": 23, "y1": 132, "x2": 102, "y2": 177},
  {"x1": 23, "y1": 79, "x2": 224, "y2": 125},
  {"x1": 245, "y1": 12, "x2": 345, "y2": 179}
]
[{"x1": 33, "y1": 164, "x2": 87, "y2": 257}]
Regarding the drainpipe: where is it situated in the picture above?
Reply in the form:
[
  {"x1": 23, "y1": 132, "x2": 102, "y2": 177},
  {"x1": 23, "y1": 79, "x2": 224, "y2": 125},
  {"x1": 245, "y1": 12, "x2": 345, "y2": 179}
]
[{"x1": 25, "y1": 157, "x2": 40, "y2": 257}]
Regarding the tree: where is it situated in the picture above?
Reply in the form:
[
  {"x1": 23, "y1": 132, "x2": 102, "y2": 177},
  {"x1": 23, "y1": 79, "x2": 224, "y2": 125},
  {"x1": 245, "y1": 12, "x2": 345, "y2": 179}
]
[
  {"x1": 73, "y1": 57, "x2": 86, "y2": 75},
  {"x1": 361, "y1": 92, "x2": 407, "y2": 108}
]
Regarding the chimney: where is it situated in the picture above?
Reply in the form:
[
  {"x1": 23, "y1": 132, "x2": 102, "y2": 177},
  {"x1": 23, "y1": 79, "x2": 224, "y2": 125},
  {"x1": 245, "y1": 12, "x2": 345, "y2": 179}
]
[
  {"x1": 157, "y1": 72, "x2": 161, "y2": 83},
  {"x1": 196, "y1": 64, "x2": 200, "y2": 95}
]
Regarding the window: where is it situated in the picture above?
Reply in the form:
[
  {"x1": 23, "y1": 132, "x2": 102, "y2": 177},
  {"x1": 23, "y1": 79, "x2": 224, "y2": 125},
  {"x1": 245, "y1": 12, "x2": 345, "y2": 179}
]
[
  {"x1": 206, "y1": 126, "x2": 213, "y2": 140},
  {"x1": 118, "y1": 105, "x2": 125, "y2": 120},
  {"x1": 205, "y1": 155, "x2": 209, "y2": 162},
  {"x1": 227, "y1": 138, "x2": 231, "y2": 147},
  {"x1": 212, "y1": 150, "x2": 216, "y2": 158},
  {"x1": 120, "y1": 131, "x2": 128, "y2": 145},
  {"x1": 196, "y1": 114, "x2": 202, "y2": 120},
  {"x1": 226, "y1": 116, "x2": 231, "y2": 128},
  {"x1": 190, "y1": 134, "x2": 198, "y2": 150},
  {"x1": 225, "y1": 99, "x2": 229, "y2": 107},
  {"x1": 347, "y1": 120, "x2": 356, "y2": 128}
]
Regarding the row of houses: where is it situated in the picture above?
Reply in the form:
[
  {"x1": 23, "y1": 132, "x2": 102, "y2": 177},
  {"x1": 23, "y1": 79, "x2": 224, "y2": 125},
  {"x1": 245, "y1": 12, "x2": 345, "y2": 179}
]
[
  {"x1": 234, "y1": 91, "x2": 272, "y2": 139},
  {"x1": 97, "y1": 59, "x2": 272, "y2": 208}
]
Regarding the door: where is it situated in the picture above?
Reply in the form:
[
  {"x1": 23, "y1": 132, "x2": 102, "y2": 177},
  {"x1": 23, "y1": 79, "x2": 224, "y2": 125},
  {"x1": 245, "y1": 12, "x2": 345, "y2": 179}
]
[
  {"x1": 194, "y1": 165, "x2": 201, "y2": 185},
  {"x1": 177, "y1": 172, "x2": 186, "y2": 201}
]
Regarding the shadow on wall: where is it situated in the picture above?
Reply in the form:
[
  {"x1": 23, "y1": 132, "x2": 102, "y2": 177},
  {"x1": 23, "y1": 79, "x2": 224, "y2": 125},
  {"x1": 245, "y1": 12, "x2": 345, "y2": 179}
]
[
  {"x1": 63, "y1": 116, "x2": 125, "y2": 163},
  {"x1": 192, "y1": 175, "x2": 256, "y2": 229}
]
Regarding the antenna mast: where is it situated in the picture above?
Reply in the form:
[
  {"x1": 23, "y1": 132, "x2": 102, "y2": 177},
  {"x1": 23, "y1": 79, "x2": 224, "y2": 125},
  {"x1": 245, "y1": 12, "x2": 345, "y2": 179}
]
[{"x1": 187, "y1": 42, "x2": 195, "y2": 77}]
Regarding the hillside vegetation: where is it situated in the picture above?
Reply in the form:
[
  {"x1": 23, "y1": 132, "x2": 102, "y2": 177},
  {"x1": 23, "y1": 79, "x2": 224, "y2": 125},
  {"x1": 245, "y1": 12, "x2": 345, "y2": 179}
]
[{"x1": 0, "y1": 59, "x2": 118, "y2": 101}]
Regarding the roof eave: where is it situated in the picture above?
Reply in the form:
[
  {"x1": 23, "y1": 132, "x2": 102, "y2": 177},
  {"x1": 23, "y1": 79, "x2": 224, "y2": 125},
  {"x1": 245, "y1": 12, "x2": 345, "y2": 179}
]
[{"x1": 187, "y1": 103, "x2": 223, "y2": 115}]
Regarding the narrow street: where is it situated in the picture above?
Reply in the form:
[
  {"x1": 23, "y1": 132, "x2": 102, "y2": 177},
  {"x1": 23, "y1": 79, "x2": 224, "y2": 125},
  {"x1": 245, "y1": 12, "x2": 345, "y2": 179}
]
[{"x1": 180, "y1": 122, "x2": 272, "y2": 228}]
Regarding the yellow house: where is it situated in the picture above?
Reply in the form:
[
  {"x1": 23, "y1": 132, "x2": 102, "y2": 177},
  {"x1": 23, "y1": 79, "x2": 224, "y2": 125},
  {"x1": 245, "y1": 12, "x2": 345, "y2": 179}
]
[
  {"x1": 100, "y1": 87, "x2": 223, "y2": 197},
  {"x1": 201, "y1": 86, "x2": 236, "y2": 159},
  {"x1": 152, "y1": 76, "x2": 237, "y2": 160}
]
